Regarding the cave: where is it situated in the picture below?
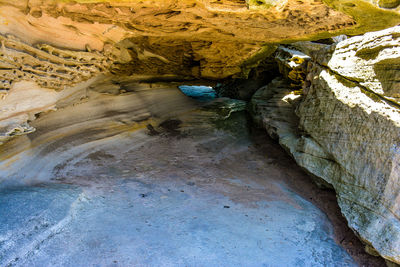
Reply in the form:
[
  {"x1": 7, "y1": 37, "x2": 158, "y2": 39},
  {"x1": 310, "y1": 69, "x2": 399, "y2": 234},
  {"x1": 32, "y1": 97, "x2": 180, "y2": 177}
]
[{"x1": 0, "y1": 1, "x2": 400, "y2": 266}]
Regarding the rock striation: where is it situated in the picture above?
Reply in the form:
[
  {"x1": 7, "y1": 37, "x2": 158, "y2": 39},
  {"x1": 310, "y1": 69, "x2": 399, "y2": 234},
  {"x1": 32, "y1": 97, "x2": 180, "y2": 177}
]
[
  {"x1": 0, "y1": 76, "x2": 363, "y2": 266},
  {"x1": 0, "y1": 0, "x2": 400, "y2": 264},
  {"x1": 0, "y1": 34, "x2": 111, "y2": 92},
  {"x1": 251, "y1": 26, "x2": 400, "y2": 263},
  {"x1": 0, "y1": 0, "x2": 399, "y2": 143},
  {"x1": 0, "y1": 0, "x2": 399, "y2": 83}
]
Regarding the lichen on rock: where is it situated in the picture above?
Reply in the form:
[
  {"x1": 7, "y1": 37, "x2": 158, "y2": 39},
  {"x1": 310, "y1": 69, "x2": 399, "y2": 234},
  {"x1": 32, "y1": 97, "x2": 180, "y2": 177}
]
[{"x1": 378, "y1": 0, "x2": 400, "y2": 9}]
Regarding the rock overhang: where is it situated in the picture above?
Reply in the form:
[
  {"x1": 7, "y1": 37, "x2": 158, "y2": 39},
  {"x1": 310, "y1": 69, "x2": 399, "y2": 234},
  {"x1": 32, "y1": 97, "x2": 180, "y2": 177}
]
[
  {"x1": 0, "y1": 0, "x2": 399, "y2": 147},
  {"x1": 0, "y1": 0, "x2": 399, "y2": 85},
  {"x1": 0, "y1": 1, "x2": 400, "y2": 264}
]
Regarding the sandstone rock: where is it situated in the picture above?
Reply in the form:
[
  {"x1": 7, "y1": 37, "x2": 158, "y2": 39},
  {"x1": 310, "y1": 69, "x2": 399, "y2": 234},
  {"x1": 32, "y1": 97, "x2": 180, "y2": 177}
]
[
  {"x1": 203, "y1": 97, "x2": 247, "y2": 119},
  {"x1": 0, "y1": 0, "x2": 398, "y2": 144},
  {"x1": 0, "y1": 76, "x2": 360, "y2": 266},
  {"x1": 0, "y1": 122, "x2": 35, "y2": 145},
  {"x1": 0, "y1": 34, "x2": 111, "y2": 91},
  {"x1": 251, "y1": 77, "x2": 300, "y2": 140},
  {"x1": 250, "y1": 77, "x2": 336, "y2": 190},
  {"x1": 298, "y1": 52, "x2": 400, "y2": 264},
  {"x1": 251, "y1": 26, "x2": 400, "y2": 263},
  {"x1": 322, "y1": 26, "x2": 400, "y2": 103},
  {"x1": 275, "y1": 47, "x2": 310, "y2": 88},
  {"x1": 214, "y1": 56, "x2": 279, "y2": 100},
  {"x1": 0, "y1": 0, "x2": 398, "y2": 84},
  {"x1": 0, "y1": 0, "x2": 399, "y2": 262}
]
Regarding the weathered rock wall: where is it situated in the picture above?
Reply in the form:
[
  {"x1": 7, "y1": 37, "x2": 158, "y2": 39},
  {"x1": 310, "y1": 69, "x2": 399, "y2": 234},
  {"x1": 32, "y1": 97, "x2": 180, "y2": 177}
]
[
  {"x1": 1, "y1": 0, "x2": 399, "y2": 82},
  {"x1": 0, "y1": 34, "x2": 111, "y2": 92},
  {"x1": 0, "y1": 1, "x2": 400, "y2": 262},
  {"x1": 0, "y1": 0, "x2": 399, "y2": 145},
  {"x1": 251, "y1": 26, "x2": 400, "y2": 263}
]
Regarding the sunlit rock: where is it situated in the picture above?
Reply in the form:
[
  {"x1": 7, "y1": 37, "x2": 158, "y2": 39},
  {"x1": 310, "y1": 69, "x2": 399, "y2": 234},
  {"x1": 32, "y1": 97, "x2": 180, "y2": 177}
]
[
  {"x1": 251, "y1": 26, "x2": 400, "y2": 263},
  {"x1": 0, "y1": 0, "x2": 399, "y2": 144},
  {"x1": 0, "y1": 0, "x2": 400, "y2": 264}
]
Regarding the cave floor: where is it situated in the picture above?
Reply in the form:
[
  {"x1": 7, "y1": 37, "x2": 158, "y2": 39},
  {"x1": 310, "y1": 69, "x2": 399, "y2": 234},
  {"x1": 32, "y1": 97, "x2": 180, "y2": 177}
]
[{"x1": 0, "y1": 84, "x2": 381, "y2": 266}]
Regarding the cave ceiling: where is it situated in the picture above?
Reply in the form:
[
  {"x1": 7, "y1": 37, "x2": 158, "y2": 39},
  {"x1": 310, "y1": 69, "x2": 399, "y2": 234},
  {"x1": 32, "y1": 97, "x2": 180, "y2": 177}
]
[{"x1": 0, "y1": 0, "x2": 399, "y2": 86}]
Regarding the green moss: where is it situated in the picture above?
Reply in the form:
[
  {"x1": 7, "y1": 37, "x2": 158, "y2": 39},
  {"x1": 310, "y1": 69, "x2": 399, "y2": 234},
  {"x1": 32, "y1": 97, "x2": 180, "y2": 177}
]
[
  {"x1": 378, "y1": 0, "x2": 400, "y2": 9},
  {"x1": 271, "y1": 0, "x2": 400, "y2": 44},
  {"x1": 322, "y1": 0, "x2": 400, "y2": 35}
]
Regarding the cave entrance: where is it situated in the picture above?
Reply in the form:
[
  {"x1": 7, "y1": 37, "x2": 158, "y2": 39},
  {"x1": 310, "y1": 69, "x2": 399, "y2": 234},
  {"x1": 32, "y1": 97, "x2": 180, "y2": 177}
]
[{"x1": 178, "y1": 85, "x2": 217, "y2": 102}]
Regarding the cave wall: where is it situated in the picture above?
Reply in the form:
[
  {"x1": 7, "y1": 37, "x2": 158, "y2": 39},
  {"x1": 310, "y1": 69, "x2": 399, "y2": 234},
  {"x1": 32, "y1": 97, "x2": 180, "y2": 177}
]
[
  {"x1": 251, "y1": 26, "x2": 400, "y2": 264},
  {"x1": 0, "y1": 0, "x2": 399, "y2": 144},
  {"x1": 0, "y1": 0, "x2": 400, "y2": 264}
]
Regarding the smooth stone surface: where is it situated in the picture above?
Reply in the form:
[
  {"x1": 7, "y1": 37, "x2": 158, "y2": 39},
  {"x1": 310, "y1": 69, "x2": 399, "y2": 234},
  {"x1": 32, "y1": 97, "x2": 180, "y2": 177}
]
[
  {"x1": 0, "y1": 85, "x2": 356, "y2": 266},
  {"x1": 0, "y1": 175, "x2": 354, "y2": 266}
]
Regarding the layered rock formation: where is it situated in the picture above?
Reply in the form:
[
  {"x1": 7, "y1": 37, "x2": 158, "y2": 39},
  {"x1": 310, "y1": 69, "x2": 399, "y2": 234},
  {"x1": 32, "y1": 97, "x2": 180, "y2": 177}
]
[
  {"x1": 0, "y1": 77, "x2": 365, "y2": 266},
  {"x1": 0, "y1": 0, "x2": 399, "y2": 83},
  {"x1": 251, "y1": 26, "x2": 400, "y2": 263},
  {"x1": 0, "y1": 0, "x2": 399, "y2": 143},
  {"x1": 0, "y1": 0, "x2": 400, "y2": 264}
]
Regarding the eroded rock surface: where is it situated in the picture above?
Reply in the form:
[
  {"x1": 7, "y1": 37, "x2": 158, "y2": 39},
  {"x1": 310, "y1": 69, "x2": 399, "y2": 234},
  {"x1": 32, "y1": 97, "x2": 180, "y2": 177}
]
[
  {"x1": 251, "y1": 26, "x2": 400, "y2": 263},
  {"x1": 0, "y1": 0, "x2": 399, "y2": 145},
  {"x1": 0, "y1": 82, "x2": 371, "y2": 266},
  {"x1": 0, "y1": 0, "x2": 399, "y2": 83},
  {"x1": 0, "y1": 0, "x2": 400, "y2": 265},
  {"x1": 0, "y1": 34, "x2": 111, "y2": 92}
]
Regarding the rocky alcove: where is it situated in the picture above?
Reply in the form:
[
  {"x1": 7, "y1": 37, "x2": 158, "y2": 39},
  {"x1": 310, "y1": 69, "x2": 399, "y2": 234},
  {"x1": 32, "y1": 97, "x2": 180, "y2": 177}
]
[{"x1": 0, "y1": 1, "x2": 400, "y2": 266}]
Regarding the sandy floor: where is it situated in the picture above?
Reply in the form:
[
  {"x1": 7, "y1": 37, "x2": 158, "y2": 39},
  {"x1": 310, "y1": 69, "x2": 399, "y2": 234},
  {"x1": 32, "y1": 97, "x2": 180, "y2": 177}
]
[{"x1": 0, "y1": 84, "x2": 384, "y2": 266}]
